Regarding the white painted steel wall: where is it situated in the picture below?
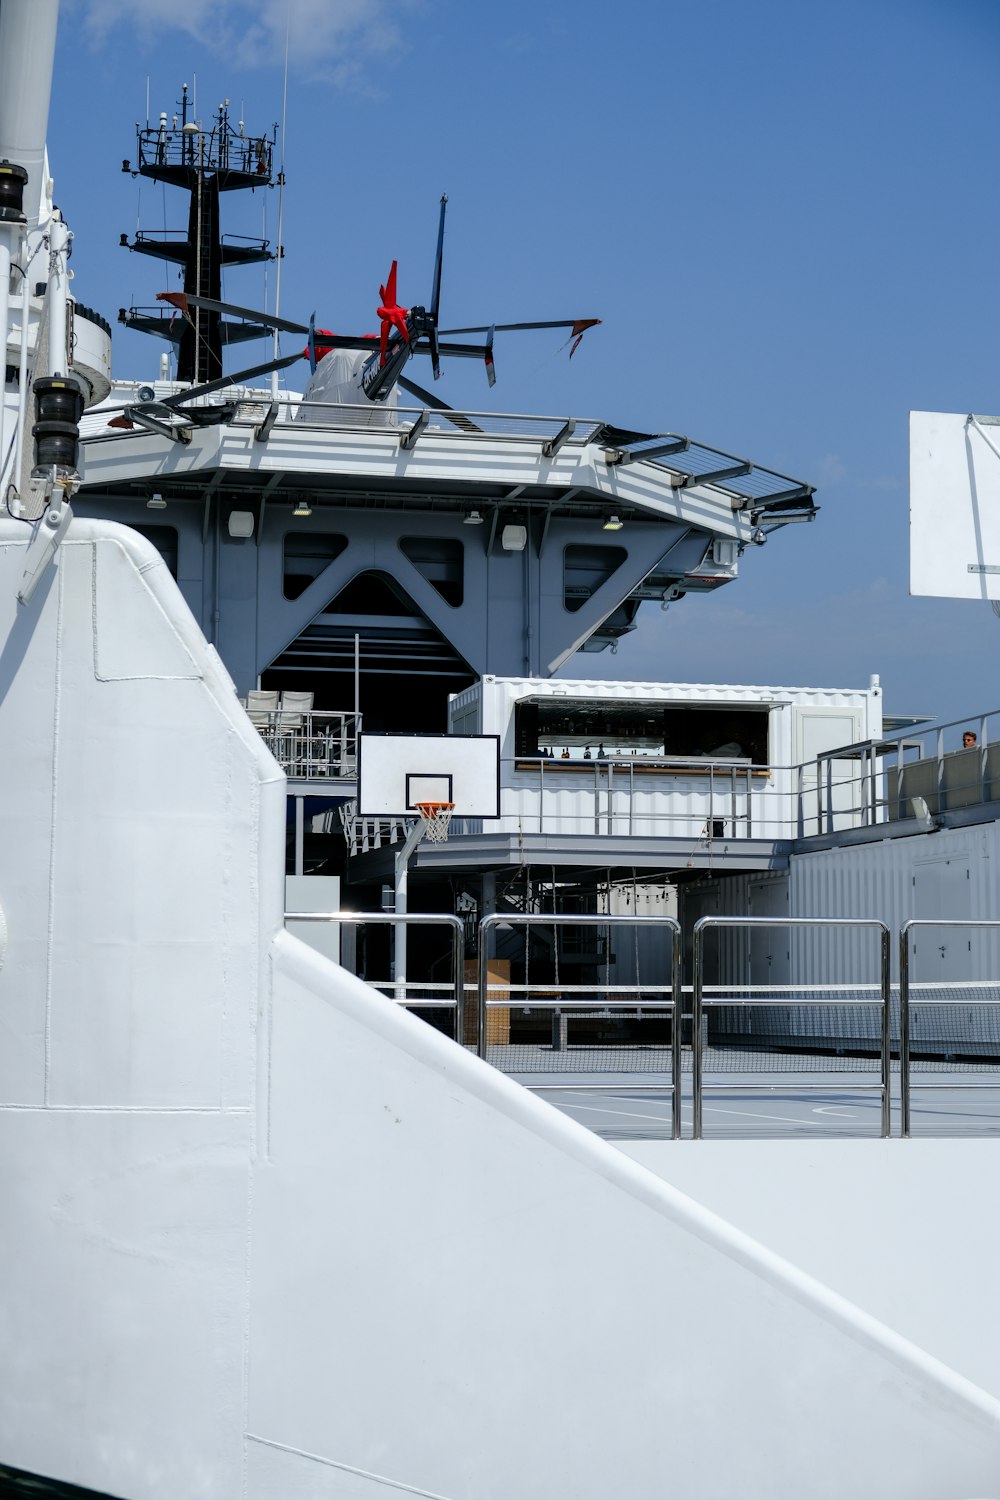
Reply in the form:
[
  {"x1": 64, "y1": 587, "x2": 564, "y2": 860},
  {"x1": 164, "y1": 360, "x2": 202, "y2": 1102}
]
[
  {"x1": 254, "y1": 935, "x2": 1000, "y2": 1500},
  {"x1": 2, "y1": 521, "x2": 1000, "y2": 1500},
  {"x1": 606, "y1": 881, "x2": 677, "y2": 988},
  {"x1": 451, "y1": 675, "x2": 882, "y2": 839},
  {"x1": 682, "y1": 830, "x2": 1000, "y2": 1050},
  {"x1": 680, "y1": 872, "x2": 793, "y2": 994},
  {"x1": 911, "y1": 409, "x2": 1000, "y2": 602},
  {"x1": 790, "y1": 823, "x2": 1000, "y2": 981},
  {"x1": 286, "y1": 875, "x2": 341, "y2": 964},
  {"x1": 0, "y1": 520, "x2": 283, "y2": 1496},
  {"x1": 622, "y1": 1138, "x2": 1000, "y2": 1404}
]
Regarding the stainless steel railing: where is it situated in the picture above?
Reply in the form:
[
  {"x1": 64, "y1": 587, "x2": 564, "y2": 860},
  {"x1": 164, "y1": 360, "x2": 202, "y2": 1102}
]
[
  {"x1": 254, "y1": 710, "x2": 361, "y2": 780},
  {"x1": 284, "y1": 909, "x2": 1000, "y2": 1138},
  {"x1": 284, "y1": 911, "x2": 465, "y2": 1041},
  {"x1": 476, "y1": 912, "x2": 683, "y2": 1138},
  {"x1": 691, "y1": 916, "x2": 892, "y2": 1139},
  {"x1": 899, "y1": 918, "x2": 1000, "y2": 1137}
]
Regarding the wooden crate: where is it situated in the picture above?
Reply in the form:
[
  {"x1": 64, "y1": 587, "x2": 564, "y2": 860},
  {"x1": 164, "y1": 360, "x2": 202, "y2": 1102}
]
[{"x1": 464, "y1": 958, "x2": 510, "y2": 1046}]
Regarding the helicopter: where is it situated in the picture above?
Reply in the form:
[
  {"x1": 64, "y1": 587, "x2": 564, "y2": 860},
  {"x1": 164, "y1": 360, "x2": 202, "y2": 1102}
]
[{"x1": 151, "y1": 194, "x2": 600, "y2": 417}]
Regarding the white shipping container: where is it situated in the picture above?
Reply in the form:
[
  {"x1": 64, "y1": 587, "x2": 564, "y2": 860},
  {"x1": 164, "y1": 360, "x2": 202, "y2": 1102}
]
[
  {"x1": 680, "y1": 828, "x2": 1000, "y2": 1055},
  {"x1": 449, "y1": 675, "x2": 882, "y2": 841}
]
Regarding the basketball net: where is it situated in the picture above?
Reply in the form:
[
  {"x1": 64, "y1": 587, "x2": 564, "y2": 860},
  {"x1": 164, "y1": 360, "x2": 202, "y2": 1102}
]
[{"x1": 415, "y1": 801, "x2": 454, "y2": 843}]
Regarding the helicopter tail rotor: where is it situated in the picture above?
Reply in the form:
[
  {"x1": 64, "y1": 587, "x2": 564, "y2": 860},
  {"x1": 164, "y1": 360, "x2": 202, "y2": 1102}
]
[{"x1": 377, "y1": 260, "x2": 409, "y2": 366}]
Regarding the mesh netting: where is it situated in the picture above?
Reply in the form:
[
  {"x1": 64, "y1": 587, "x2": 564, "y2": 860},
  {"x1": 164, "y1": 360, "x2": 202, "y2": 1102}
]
[
  {"x1": 478, "y1": 983, "x2": 1000, "y2": 1079},
  {"x1": 416, "y1": 802, "x2": 454, "y2": 843},
  {"x1": 480, "y1": 986, "x2": 675, "y2": 1075},
  {"x1": 905, "y1": 983, "x2": 1000, "y2": 1072},
  {"x1": 701, "y1": 984, "x2": 885, "y2": 1074}
]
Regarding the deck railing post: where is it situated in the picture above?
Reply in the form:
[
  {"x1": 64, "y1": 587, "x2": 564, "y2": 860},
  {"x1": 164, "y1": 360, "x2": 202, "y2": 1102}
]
[
  {"x1": 894, "y1": 918, "x2": 1000, "y2": 1137},
  {"x1": 283, "y1": 911, "x2": 464, "y2": 1039},
  {"x1": 671, "y1": 924, "x2": 683, "y2": 1141},
  {"x1": 475, "y1": 912, "x2": 683, "y2": 1134},
  {"x1": 899, "y1": 922, "x2": 912, "y2": 1138},
  {"x1": 879, "y1": 922, "x2": 891, "y2": 1139},
  {"x1": 691, "y1": 915, "x2": 890, "y2": 1142},
  {"x1": 692, "y1": 919, "x2": 705, "y2": 1139},
  {"x1": 477, "y1": 914, "x2": 494, "y2": 1059}
]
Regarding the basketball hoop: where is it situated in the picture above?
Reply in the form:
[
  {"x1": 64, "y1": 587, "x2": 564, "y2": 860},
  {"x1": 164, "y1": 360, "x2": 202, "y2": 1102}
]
[{"x1": 415, "y1": 801, "x2": 455, "y2": 843}]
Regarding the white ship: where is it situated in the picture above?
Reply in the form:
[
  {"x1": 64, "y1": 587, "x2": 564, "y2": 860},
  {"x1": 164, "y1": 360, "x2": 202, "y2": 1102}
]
[{"x1": 2, "y1": 3, "x2": 1000, "y2": 1498}]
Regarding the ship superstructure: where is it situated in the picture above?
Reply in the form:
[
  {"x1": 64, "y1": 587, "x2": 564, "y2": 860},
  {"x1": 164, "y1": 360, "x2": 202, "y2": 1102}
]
[
  {"x1": 119, "y1": 89, "x2": 278, "y2": 385},
  {"x1": 3, "y1": 5, "x2": 1000, "y2": 1500}
]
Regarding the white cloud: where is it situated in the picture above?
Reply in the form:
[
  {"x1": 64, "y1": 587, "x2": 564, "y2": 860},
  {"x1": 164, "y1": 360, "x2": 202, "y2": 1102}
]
[{"x1": 76, "y1": 0, "x2": 418, "y2": 84}]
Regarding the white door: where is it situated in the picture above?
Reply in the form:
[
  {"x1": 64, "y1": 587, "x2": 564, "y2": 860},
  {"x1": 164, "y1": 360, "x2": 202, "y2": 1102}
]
[
  {"x1": 794, "y1": 708, "x2": 865, "y2": 834},
  {"x1": 748, "y1": 878, "x2": 791, "y2": 987},
  {"x1": 911, "y1": 856, "x2": 973, "y2": 982}
]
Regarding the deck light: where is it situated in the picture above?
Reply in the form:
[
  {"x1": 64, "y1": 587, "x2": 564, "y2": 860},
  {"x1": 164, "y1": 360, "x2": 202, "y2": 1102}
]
[
  {"x1": 293, "y1": 498, "x2": 312, "y2": 518},
  {"x1": 463, "y1": 509, "x2": 484, "y2": 525},
  {"x1": 602, "y1": 515, "x2": 623, "y2": 531},
  {"x1": 146, "y1": 493, "x2": 166, "y2": 510}
]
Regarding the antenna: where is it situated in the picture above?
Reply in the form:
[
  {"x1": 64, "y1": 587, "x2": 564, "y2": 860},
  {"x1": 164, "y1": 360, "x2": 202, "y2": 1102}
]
[{"x1": 271, "y1": 3, "x2": 291, "y2": 400}]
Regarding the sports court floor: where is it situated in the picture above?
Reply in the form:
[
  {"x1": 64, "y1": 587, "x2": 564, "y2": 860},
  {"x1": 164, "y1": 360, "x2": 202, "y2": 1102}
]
[{"x1": 507, "y1": 1064, "x2": 1000, "y2": 1140}]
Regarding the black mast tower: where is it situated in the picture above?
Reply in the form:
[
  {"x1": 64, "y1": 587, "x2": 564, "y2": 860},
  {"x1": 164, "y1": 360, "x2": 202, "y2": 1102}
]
[{"x1": 120, "y1": 86, "x2": 279, "y2": 384}]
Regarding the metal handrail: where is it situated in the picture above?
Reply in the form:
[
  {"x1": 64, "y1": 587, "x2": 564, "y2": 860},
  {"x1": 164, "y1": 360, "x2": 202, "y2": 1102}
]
[
  {"x1": 691, "y1": 916, "x2": 892, "y2": 1140},
  {"x1": 256, "y1": 709, "x2": 360, "y2": 780},
  {"x1": 476, "y1": 912, "x2": 683, "y2": 1139},
  {"x1": 284, "y1": 911, "x2": 465, "y2": 1042},
  {"x1": 81, "y1": 395, "x2": 605, "y2": 447},
  {"x1": 899, "y1": 918, "x2": 1000, "y2": 1137}
]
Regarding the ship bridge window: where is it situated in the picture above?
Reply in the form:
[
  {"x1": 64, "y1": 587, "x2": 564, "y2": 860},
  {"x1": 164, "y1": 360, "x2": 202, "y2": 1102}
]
[
  {"x1": 515, "y1": 697, "x2": 770, "y2": 763},
  {"x1": 283, "y1": 532, "x2": 348, "y2": 600},
  {"x1": 132, "y1": 524, "x2": 178, "y2": 579}
]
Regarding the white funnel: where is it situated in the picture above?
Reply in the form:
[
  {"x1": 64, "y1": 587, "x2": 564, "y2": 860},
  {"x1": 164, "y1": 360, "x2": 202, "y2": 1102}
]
[{"x1": 0, "y1": 0, "x2": 59, "y2": 227}]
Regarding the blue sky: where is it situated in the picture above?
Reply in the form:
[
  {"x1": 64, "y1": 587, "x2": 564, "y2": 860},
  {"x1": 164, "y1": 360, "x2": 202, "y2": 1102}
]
[{"x1": 51, "y1": 0, "x2": 1000, "y2": 723}]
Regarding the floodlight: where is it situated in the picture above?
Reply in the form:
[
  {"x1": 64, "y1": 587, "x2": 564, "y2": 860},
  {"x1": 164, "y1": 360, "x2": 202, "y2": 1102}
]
[{"x1": 228, "y1": 510, "x2": 255, "y2": 538}]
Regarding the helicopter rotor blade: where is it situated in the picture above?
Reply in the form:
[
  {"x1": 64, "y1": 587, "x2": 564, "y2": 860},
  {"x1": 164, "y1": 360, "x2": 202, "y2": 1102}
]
[
  {"x1": 398, "y1": 375, "x2": 455, "y2": 409},
  {"x1": 380, "y1": 260, "x2": 398, "y2": 308},
  {"x1": 157, "y1": 291, "x2": 309, "y2": 337},
  {"x1": 484, "y1": 324, "x2": 496, "y2": 388},
  {"x1": 415, "y1": 340, "x2": 490, "y2": 360},
  {"x1": 437, "y1": 318, "x2": 601, "y2": 337},
  {"x1": 159, "y1": 350, "x2": 304, "y2": 409},
  {"x1": 430, "y1": 193, "x2": 447, "y2": 325},
  {"x1": 398, "y1": 375, "x2": 483, "y2": 434}
]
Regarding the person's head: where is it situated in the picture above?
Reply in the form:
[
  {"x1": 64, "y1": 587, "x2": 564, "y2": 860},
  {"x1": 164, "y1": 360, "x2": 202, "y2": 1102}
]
[{"x1": 963, "y1": 730, "x2": 977, "y2": 748}]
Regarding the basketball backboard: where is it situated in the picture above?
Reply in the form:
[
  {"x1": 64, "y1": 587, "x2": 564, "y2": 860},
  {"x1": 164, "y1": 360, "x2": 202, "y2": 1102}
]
[
  {"x1": 910, "y1": 410, "x2": 1000, "y2": 602},
  {"x1": 357, "y1": 733, "x2": 500, "y2": 818}
]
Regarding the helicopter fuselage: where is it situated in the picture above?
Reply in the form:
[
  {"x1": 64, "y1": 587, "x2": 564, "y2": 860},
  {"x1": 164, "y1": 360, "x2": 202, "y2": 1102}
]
[{"x1": 359, "y1": 305, "x2": 433, "y2": 402}]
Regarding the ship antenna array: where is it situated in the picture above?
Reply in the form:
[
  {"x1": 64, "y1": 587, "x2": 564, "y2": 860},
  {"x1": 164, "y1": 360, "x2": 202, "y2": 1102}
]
[{"x1": 271, "y1": 6, "x2": 291, "y2": 400}]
